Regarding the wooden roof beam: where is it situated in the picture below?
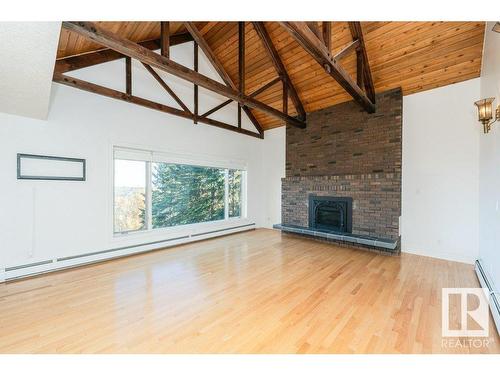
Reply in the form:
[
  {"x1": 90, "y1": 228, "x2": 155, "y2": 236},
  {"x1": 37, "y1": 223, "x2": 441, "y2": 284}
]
[
  {"x1": 184, "y1": 22, "x2": 234, "y2": 89},
  {"x1": 322, "y1": 22, "x2": 332, "y2": 52},
  {"x1": 238, "y1": 22, "x2": 245, "y2": 129},
  {"x1": 53, "y1": 72, "x2": 263, "y2": 139},
  {"x1": 252, "y1": 22, "x2": 306, "y2": 121},
  {"x1": 193, "y1": 41, "x2": 199, "y2": 124},
  {"x1": 160, "y1": 22, "x2": 170, "y2": 58},
  {"x1": 279, "y1": 21, "x2": 375, "y2": 113},
  {"x1": 201, "y1": 76, "x2": 281, "y2": 118},
  {"x1": 61, "y1": 22, "x2": 304, "y2": 129},
  {"x1": 125, "y1": 57, "x2": 132, "y2": 95},
  {"x1": 141, "y1": 63, "x2": 191, "y2": 114},
  {"x1": 348, "y1": 22, "x2": 375, "y2": 103},
  {"x1": 55, "y1": 33, "x2": 193, "y2": 73},
  {"x1": 306, "y1": 22, "x2": 323, "y2": 42},
  {"x1": 333, "y1": 39, "x2": 360, "y2": 61},
  {"x1": 184, "y1": 22, "x2": 265, "y2": 134}
]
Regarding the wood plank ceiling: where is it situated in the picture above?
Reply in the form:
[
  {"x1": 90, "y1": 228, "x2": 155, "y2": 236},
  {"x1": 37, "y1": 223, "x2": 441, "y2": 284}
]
[{"x1": 57, "y1": 21, "x2": 485, "y2": 130}]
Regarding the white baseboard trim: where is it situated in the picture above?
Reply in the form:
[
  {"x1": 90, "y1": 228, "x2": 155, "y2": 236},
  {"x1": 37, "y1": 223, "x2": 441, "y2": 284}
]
[
  {"x1": 1, "y1": 223, "x2": 255, "y2": 282},
  {"x1": 401, "y1": 247, "x2": 476, "y2": 265},
  {"x1": 475, "y1": 259, "x2": 500, "y2": 336}
]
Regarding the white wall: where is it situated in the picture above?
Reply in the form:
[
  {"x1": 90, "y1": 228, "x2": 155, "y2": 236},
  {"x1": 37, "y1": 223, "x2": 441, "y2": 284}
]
[
  {"x1": 402, "y1": 78, "x2": 481, "y2": 264},
  {"x1": 479, "y1": 22, "x2": 500, "y2": 288},
  {"x1": 0, "y1": 22, "x2": 60, "y2": 120},
  {"x1": 261, "y1": 126, "x2": 286, "y2": 228},
  {"x1": 0, "y1": 40, "x2": 284, "y2": 275}
]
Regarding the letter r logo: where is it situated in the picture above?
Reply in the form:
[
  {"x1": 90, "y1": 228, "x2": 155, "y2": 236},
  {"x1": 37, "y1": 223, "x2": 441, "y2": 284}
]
[{"x1": 442, "y1": 288, "x2": 489, "y2": 337}]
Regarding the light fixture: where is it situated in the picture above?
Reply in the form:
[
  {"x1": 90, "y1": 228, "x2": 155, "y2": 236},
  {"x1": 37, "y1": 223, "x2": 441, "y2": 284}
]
[
  {"x1": 474, "y1": 98, "x2": 500, "y2": 133},
  {"x1": 493, "y1": 22, "x2": 500, "y2": 33}
]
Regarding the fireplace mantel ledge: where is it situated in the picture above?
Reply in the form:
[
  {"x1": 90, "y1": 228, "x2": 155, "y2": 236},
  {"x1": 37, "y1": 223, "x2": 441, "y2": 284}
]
[
  {"x1": 282, "y1": 173, "x2": 401, "y2": 181},
  {"x1": 273, "y1": 223, "x2": 398, "y2": 251}
]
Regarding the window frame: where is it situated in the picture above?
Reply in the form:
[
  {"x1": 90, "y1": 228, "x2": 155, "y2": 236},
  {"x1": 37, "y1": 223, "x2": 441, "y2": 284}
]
[
  {"x1": 112, "y1": 146, "x2": 247, "y2": 237},
  {"x1": 112, "y1": 158, "x2": 149, "y2": 235}
]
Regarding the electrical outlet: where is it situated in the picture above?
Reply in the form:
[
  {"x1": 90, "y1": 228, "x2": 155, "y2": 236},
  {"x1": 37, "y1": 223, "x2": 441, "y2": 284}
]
[{"x1": 496, "y1": 200, "x2": 499, "y2": 212}]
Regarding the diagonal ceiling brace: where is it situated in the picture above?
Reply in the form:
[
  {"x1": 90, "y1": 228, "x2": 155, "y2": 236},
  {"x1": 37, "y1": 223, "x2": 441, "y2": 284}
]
[
  {"x1": 333, "y1": 39, "x2": 360, "y2": 61},
  {"x1": 54, "y1": 72, "x2": 263, "y2": 138},
  {"x1": 348, "y1": 21, "x2": 375, "y2": 103},
  {"x1": 184, "y1": 22, "x2": 265, "y2": 134},
  {"x1": 62, "y1": 22, "x2": 304, "y2": 129},
  {"x1": 279, "y1": 21, "x2": 375, "y2": 113},
  {"x1": 252, "y1": 22, "x2": 306, "y2": 121},
  {"x1": 55, "y1": 33, "x2": 193, "y2": 73},
  {"x1": 141, "y1": 62, "x2": 191, "y2": 114},
  {"x1": 200, "y1": 76, "x2": 281, "y2": 118}
]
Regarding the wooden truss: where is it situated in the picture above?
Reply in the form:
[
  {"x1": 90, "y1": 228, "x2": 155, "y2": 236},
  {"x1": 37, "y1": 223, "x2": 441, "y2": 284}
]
[
  {"x1": 54, "y1": 22, "x2": 376, "y2": 139},
  {"x1": 54, "y1": 22, "x2": 302, "y2": 139},
  {"x1": 279, "y1": 22, "x2": 376, "y2": 112}
]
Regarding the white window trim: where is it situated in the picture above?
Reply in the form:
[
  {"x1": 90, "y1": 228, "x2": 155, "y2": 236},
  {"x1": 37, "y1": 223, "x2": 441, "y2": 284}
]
[
  {"x1": 224, "y1": 168, "x2": 229, "y2": 220},
  {"x1": 111, "y1": 144, "x2": 248, "y2": 239},
  {"x1": 114, "y1": 145, "x2": 247, "y2": 170}
]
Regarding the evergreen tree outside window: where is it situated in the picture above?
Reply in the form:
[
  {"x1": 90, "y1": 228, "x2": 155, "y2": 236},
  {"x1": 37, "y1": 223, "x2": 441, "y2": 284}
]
[
  {"x1": 113, "y1": 148, "x2": 246, "y2": 235},
  {"x1": 228, "y1": 169, "x2": 242, "y2": 218},
  {"x1": 151, "y1": 163, "x2": 225, "y2": 228}
]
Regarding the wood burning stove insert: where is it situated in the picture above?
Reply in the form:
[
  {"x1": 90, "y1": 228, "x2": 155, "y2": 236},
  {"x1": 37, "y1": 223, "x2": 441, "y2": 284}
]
[{"x1": 308, "y1": 195, "x2": 353, "y2": 233}]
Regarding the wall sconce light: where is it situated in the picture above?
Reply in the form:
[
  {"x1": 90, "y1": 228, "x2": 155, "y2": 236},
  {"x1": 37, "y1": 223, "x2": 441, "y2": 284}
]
[{"x1": 474, "y1": 98, "x2": 500, "y2": 133}]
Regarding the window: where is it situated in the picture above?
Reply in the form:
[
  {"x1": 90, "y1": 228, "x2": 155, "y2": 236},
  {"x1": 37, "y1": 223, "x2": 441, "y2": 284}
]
[
  {"x1": 151, "y1": 163, "x2": 225, "y2": 228},
  {"x1": 114, "y1": 159, "x2": 147, "y2": 233},
  {"x1": 228, "y1": 169, "x2": 242, "y2": 218},
  {"x1": 113, "y1": 147, "x2": 246, "y2": 234}
]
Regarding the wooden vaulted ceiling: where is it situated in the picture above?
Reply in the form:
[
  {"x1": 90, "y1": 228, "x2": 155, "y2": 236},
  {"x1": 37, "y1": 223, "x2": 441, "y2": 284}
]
[{"x1": 56, "y1": 21, "x2": 485, "y2": 130}]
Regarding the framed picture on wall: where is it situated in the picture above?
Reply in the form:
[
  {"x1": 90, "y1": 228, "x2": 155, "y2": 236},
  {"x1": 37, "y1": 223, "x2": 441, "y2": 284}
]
[{"x1": 17, "y1": 153, "x2": 86, "y2": 181}]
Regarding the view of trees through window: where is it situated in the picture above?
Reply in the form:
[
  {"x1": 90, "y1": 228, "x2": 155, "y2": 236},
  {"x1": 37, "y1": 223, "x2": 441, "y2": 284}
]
[
  {"x1": 113, "y1": 155, "x2": 244, "y2": 234},
  {"x1": 152, "y1": 163, "x2": 225, "y2": 228},
  {"x1": 114, "y1": 160, "x2": 147, "y2": 233},
  {"x1": 228, "y1": 169, "x2": 242, "y2": 218}
]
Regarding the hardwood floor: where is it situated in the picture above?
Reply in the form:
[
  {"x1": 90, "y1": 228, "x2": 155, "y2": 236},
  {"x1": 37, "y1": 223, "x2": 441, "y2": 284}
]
[{"x1": 0, "y1": 229, "x2": 498, "y2": 353}]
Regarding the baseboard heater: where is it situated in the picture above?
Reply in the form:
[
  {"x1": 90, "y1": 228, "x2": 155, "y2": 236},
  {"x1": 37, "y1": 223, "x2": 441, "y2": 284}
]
[
  {"x1": 475, "y1": 259, "x2": 500, "y2": 336},
  {"x1": 2, "y1": 223, "x2": 255, "y2": 282}
]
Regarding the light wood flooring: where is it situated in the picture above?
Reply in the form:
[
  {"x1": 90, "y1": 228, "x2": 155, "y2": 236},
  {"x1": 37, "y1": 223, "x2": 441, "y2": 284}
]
[{"x1": 0, "y1": 229, "x2": 499, "y2": 353}]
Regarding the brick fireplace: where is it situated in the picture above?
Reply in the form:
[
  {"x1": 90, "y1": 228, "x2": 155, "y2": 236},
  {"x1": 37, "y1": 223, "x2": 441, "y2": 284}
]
[{"x1": 277, "y1": 88, "x2": 402, "y2": 253}]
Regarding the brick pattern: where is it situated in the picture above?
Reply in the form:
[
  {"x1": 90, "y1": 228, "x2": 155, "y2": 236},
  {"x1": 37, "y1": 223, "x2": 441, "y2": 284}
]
[
  {"x1": 281, "y1": 89, "x2": 402, "y2": 244},
  {"x1": 286, "y1": 88, "x2": 402, "y2": 177},
  {"x1": 282, "y1": 174, "x2": 401, "y2": 240}
]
